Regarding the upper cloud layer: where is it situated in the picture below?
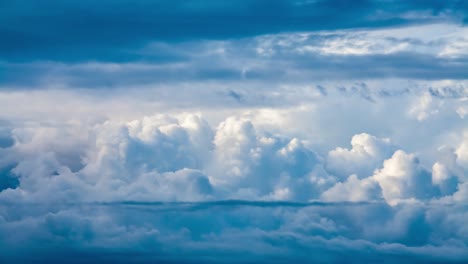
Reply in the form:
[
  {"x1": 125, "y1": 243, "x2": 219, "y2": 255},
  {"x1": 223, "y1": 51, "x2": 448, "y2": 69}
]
[
  {"x1": 3, "y1": 24, "x2": 468, "y2": 89},
  {"x1": 1, "y1": 0, "x2": 467, "y2": 62}
]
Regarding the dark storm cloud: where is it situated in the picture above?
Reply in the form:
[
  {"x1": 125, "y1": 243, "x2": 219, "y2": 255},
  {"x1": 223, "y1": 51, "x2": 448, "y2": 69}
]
[{"x1": 0, "y1": 0, "x2": 467, "y2": 62}]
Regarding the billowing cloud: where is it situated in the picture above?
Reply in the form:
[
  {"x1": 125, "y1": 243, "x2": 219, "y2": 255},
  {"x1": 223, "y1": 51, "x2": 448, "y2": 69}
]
[
  {"x1": 1, "y1": 1, "x2": 468, "y2": 263},
  {"x1": 0, "y1": 112, "x2": 466, "y2": 206},
  {"x1": 432, "y1": 147, "x2": 463, "y2": 195},
  {"x1": 0, "y1": 114, "x2": 327, "y2": 203},
  {"x1": 373, "y1": 150, "x2": 438, "y2": 205},
  {"x1": 326, "y1": 133, "x2": 395, "y2": 179},
  {"x1": 0, "y1": 108, "x2": 466, "y2": 263},
  {"x1": 210, "y1": 116, "x2": 328, "y2": 200}
]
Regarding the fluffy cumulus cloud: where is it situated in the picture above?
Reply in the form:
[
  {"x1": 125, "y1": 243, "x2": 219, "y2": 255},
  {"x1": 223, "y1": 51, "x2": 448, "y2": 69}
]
[
  {"x1": 0, "y1": 114, "x2": 328, "y2": 203},
  {"x1": 210, "y1": 116, "x2": 327, "y2": 200},
  {"x1": 373, "y1": 150, "x2": 438, "y2": 205},
  {"x1": 0, "y1": 91, "x2": 466, "y2": 264},
  {"x1": 1, "y1": 0, "x2": 468, "y2": 263},
  {"x1": 0, "y1": 110, "x2": 467, "y2": 262},
  {"x1": 0, "y1": 114, "x2": 216, "y2": 202},
  {"x1": 326, "y1": 133, "x2": 395, "y2": 179},
  {"x1": 7, "y1": 112, "x2": 463, "y2": 206}
]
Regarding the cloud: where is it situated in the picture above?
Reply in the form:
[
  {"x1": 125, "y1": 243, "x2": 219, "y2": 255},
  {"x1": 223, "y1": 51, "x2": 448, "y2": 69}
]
[
  {"x1": 2, "y1": 0, "x2": 466, "y2": 62},
  {"x1": 0, "y1": 114, "x2": 214, "y2": 202},
  {"x1": 324, "y1": 144, "x2": 467, "y2": 206},
  {"x1": 373, "y1": 150, "x2": 439, "y2": 205},
  {"x1": 3, "y1": 32, "x2": 468, "y2": 89},
  {"x1": 0, "y1": 114, "x2": 328, "y2": 203},
  {"x1": 1, "y1": 201, "x2": 467, "y2": 263},
  {"x1": 209, "y1": 116, "x2": 328, "y2": 200},
  {"x1": 321, "y1": 174, "x2": 381, "y2": 202},
  {"x1": 0, "y1": 111, "x2": 467, "y2": 263},
  {"x1": 456, "y1": 131, "x2": 468, "y2": 169},
  {"x1": 431, "y1": 147, "x2": 463, "y2": 195},
  {"x1": 0, "y1": 164, "x2": 18, "y2": 192},
  {"x1": 0, "y1": 111, "x2": 465, "y2": 206},
  {"x1": 1, "y1": 1, "x2": 468, "y2": 262},
  {"x1": 408, "y1": 92, "x2": 440, "y2": 121},
  {"x1": 326, "y1": 133, "x2": 396, "y2": 179}
]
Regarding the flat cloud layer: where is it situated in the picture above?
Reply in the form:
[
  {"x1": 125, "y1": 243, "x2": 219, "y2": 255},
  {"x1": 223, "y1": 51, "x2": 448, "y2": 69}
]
[
  {"x1": 1, "y1": 202, "x2": 468, "y2": 263},
  {"x1": 1, "y1": 0, "x2": 468, "y2": 263}
]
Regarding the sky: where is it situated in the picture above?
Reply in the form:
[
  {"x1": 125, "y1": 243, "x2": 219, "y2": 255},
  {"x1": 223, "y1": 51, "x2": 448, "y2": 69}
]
[{"x1": 0, "y1": 0, "x2": 468, "y2": 263}]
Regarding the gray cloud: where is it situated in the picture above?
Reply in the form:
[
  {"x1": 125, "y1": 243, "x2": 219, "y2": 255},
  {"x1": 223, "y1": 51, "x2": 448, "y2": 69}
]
[
  {"x1": 2, "y1": 24, "x2": 468, "y2": 89},
  {"x1": 0, "y1": 202, "x2": 467, "y2": 263},
  {"x1": 1, "y1": 0, "x2": 466, "y2": 62}
]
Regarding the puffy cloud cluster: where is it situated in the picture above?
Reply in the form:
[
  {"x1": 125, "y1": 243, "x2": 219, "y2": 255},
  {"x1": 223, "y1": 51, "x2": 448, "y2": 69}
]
[
  {"x1": 0, "y1": 114, "x2": 333, "y2": 203},
  {"x1": 0, "y1": 112, "x2": 467, "y2": 263},
  {"x1": 326, "y1": 133, "x2": 395, "y2": 180},
  {"x1": 324, "y1": 141, "x2": 468, "y2": 205},
  {"x1": 0, "y1": 115, "x2": 217, "y2": 202},
  {"x1": 0, "y1": 112, "x2": 466, "y2": 205},
  {"x1": 373, "y1": 150, "x2": 437, "y2": 205},
  {"x1": 210, "y1": 116, "x2": 329, "y2": 200}
]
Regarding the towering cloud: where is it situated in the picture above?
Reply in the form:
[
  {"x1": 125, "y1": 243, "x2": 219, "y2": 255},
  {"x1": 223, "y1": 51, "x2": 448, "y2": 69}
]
[{"x1": 373, "y1": 150, "x2": 437, "y2": 205}]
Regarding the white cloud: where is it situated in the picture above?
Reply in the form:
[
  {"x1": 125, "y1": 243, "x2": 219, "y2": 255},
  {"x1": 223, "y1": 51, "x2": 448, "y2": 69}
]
[
  {"x1": 456, "y1": 131, "x2": 468, "y2": 170},
  {"x1": 210, "y1": 116, "x2": 325, "y2": 200},
  {"x1": 258, "y1": 23, "x2": 468, "y2": 58},
  {"x1": 373, "y1": 150, "x2": 437, "y2": 205},
  {"x1": 408, "y1": 92, "x2": 440, "y2": 121},
  {"x1": 432, "y1": 147, "x2": 463, "y2": 195},
  {"x1": 0, "y1": 109, "x2": 467, "y2": 263},
  {"x1": 0, "y1": 109, "x2": 466, "y2": 206},
  {"x1": 0, "y1": 113, "x2": 326, "y2": 202},
  {"x1": 326, "y1": 133, "x2": 395, "y2": 179},
  {"x1": 321, "y1": 174, "x2": 381, "y2": 202}
]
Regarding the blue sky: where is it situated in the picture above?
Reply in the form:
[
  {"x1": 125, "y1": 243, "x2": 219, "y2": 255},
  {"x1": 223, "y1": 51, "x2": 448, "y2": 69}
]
[{"x1": 0, "y1": 1, "x2": 468, "y2": 263}]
